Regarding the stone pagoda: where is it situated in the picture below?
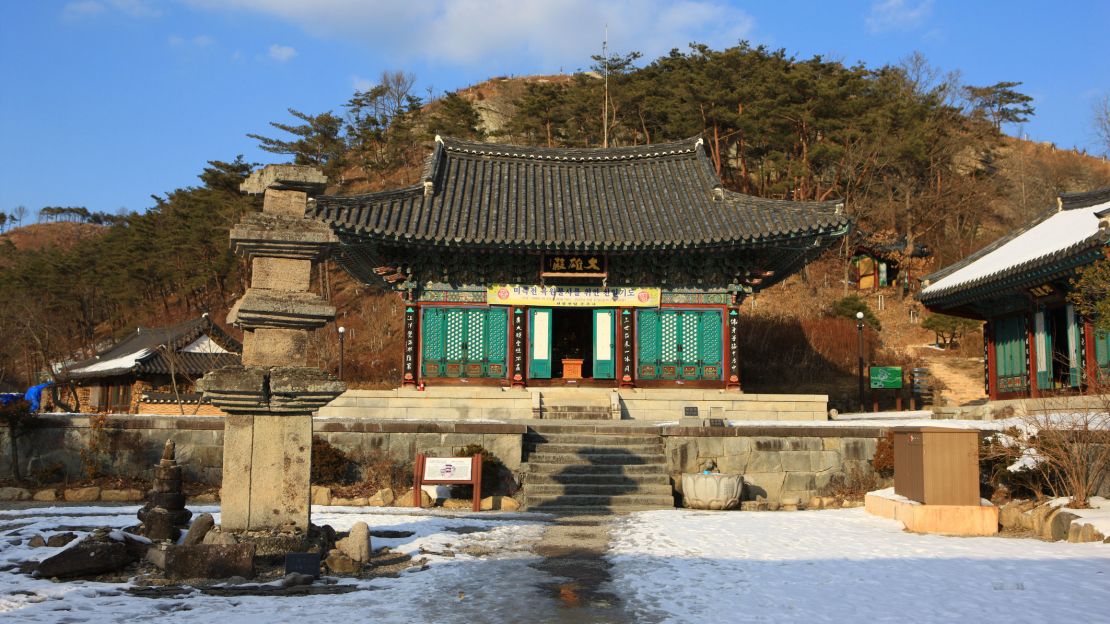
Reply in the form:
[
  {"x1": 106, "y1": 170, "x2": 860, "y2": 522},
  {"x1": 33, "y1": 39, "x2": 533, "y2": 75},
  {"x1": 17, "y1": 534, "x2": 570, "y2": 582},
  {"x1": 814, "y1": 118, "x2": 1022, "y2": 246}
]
[{"x1": 198, "y1": 165, "x2": 345, "y2": 532}]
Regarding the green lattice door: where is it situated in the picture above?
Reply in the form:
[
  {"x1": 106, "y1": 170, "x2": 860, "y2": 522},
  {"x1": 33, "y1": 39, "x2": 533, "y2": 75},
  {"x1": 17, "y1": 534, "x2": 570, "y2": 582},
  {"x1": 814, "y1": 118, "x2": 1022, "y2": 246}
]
[
  {"x1": 636, "y1": 309, "x2": 722, "y2": 380},
  {"x1": 994, "y1": 315, "x2": 1028, "y2": 393},
  {"x1": 421, "y1": 307, "x2": 508, "y2": 379}
]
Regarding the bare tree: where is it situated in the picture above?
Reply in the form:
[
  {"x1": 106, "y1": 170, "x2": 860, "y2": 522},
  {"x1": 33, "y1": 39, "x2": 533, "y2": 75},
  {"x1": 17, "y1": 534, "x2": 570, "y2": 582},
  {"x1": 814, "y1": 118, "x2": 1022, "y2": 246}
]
[{"x1": 1095, "y1": 94, "x2": 1110, "y2": 157}]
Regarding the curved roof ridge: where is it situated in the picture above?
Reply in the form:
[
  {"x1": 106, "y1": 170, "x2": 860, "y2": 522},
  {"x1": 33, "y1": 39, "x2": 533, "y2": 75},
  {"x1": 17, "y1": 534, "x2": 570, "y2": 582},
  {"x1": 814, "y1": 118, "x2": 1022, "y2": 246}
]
[{"x1": 438, "y1": 136, "x2": 702, "y2": 162}]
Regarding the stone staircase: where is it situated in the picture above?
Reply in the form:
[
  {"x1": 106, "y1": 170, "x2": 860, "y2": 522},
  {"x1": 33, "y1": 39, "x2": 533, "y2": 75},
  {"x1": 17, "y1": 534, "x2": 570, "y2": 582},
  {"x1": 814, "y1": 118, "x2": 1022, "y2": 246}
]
[
  {"x1": 537, "y1": 391, "x2": 614, "y2": 420},
  {"x1": 522, "y1": 425, "x2": 675, "y2": 514}
]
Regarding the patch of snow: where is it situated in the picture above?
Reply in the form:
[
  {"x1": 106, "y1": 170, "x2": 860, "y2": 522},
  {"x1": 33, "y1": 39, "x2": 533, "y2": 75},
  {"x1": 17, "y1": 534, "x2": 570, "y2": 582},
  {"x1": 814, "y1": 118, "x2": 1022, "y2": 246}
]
[
  {"x1": 832, "y1": 410, "x2": 933, "y2": 420},
  {"x1": 181, "y1": 335, "x2": 229, "y2": 354},
  {"x1": 1007, "y1": 447, "x2": 1043, "y2": 472},
  {"x1": 922, "y1": 200, "x2": 1109, "y2": 295},
  {"x1": 1046, "y1": 496, "x2": 1110, "y2": 538},
  {"x1": 867, "y1": 486, "x2": 921, "y2": 505},
  {"x1": 608, "y1": 508, "x2": 1110, "y2": 622},
  {"x1": 69, "y1": 348, "x2": 152, "y2": 374}
]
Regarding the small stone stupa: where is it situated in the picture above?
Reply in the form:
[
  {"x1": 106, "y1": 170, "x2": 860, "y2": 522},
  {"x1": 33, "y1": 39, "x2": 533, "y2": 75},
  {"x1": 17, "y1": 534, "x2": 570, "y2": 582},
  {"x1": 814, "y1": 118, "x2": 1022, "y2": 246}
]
[{"x1": 138, "y1": 440, "x2": 192, "y2": 540}]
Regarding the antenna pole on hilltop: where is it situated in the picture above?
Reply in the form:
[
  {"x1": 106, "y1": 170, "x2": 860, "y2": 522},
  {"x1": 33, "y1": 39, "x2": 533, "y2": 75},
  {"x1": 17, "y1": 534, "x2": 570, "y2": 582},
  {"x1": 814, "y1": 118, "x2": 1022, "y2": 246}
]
[{"x1": 602, "y1": 25, "x2": 609, "y2": 148}]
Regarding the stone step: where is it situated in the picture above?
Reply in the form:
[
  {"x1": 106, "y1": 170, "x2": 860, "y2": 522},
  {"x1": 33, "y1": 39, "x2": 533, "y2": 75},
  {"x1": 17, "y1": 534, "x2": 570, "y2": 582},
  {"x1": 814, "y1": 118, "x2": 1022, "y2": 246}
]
[
  {"x1": 525, "y1": 433, "x2": 663, "y2": 446},
  {"x1": 541, "y1": 410, "x2": 612, "y2": 421},
  {"x1": 528, "y1": 506, "x2": 666, "y2": 515},
  {"x1": 526, "y1": 462, "x2": 668, "y2": 475},
  {"x1": 527, "y1": 452, "x2": 666, "y2": 465},
  {"x1": 527, "y1": 483, "x2": 674, "y2": 497},
  {"x1": 526, "y1": 443, "x2": 662, "y2": 456},
  {"x1": 525, "y1": 493, "x2": 676, "y2": 508},
  {"x1": 542, "y1": 403, "x2": 609, "y2": 412},
  {"x1": 524, "y1": 472, "x2": 671, "y2": 486}
]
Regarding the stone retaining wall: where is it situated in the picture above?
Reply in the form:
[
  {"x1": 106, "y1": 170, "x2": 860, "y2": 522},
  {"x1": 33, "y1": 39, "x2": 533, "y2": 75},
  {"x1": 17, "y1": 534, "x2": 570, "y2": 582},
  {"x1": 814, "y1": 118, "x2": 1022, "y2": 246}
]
[
  {"x1": 319, "y1": 388, "x2": 829, "y2": 421},
  {"x1": 0, "y1": 414, "x2": 525, "y2": 485},
  {"x1": 660, "y1": 426, "x2": 886, "y2": 505}
]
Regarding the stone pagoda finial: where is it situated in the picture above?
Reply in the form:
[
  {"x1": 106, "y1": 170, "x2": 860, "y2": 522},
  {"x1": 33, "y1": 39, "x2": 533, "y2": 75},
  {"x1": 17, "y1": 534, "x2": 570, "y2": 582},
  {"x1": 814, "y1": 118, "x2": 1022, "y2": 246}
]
[{"x1": 198, "y1": 164, "x2": 345, "y2": 533}]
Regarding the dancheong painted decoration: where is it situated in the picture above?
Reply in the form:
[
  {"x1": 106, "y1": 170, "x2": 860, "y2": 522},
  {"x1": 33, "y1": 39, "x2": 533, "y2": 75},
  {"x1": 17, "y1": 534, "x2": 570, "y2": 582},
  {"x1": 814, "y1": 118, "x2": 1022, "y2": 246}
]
[{"x1": 310, "y1": 135, "x2": 851, "y2": 389}]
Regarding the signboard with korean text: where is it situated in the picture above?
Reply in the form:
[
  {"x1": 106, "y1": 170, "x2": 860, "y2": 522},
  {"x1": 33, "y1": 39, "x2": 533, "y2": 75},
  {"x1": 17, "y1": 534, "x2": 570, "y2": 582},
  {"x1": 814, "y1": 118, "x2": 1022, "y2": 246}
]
[
  {"x1": 869, "y1": 366, "x2": 903, "y2": 389},
  {"x1": 422, "y1": 457, "x2": 474, "y2": 481},
  {"x1": 487, "y1": 284, "x2": 661, "y2": 308},
  {"x1": 541, "y1": 253, "x2": 606, "y2": 277}
]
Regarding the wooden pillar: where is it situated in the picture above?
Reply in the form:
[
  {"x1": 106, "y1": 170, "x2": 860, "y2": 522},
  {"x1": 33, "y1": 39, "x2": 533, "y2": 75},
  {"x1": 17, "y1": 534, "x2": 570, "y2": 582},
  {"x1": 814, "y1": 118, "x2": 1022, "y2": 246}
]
[
  {"x1": 1027, "y1": 312, "x2": 1039, "y2": 399},
  {"x1": 985, "y1": 320, "x2": 999, "y2": 401},
  {"x1": 402, "y1": 303, "x2": 419, "y2": 387},
  {"x1": 511, "y1": 306, "x2": 527, "y2": 388},
  {"x1": 619, "y1": 308, "x2": 634, "y2": 388},
  {"x1": 726, "y1": 306, "x2": 741, "y2": 391},
  {"x1": 1083, "y1": 317, "x2": 1097, "y2": 393}
]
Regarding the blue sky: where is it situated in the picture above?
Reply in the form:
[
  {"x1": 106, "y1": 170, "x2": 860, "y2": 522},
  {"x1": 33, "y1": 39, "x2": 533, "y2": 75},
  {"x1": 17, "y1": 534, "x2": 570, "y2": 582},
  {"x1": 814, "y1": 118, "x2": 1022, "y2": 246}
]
[{"x1": 2, "y1": 0, "x2": 1109, "y2": 217}]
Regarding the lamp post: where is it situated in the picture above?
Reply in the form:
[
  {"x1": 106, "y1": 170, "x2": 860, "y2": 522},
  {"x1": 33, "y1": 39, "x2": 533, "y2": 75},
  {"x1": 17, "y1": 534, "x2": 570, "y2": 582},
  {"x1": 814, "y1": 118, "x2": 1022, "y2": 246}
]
[
  {"x1": 335, "y1": 326, "x2": 344, "y2": 379},
  {"x1": 856, "y1": 311, "x2": 865, "y2": 412}
]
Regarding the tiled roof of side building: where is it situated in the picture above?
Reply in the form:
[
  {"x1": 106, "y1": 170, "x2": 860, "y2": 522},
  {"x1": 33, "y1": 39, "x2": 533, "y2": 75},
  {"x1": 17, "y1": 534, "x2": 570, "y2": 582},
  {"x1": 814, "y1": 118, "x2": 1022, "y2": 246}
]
[
  {"x1": 62, "y1": 315, "x2": 241, "y2": 380},
  {"x1": 310, "y1": 136, "x2": 850, "y2": 251},
  {"x1": 919, "y1": 188, "x2": 1110, "y2": 306}
]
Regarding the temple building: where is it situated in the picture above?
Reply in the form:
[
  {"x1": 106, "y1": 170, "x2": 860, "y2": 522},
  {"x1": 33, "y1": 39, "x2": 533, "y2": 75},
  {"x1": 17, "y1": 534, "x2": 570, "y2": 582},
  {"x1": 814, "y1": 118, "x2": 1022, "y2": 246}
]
[
  {"x1": 312, "y1": 136, "x2": 848, "y2": 399},
  {"x1": 919, "y1": 188, "x2": 1110, "y2": 400}
]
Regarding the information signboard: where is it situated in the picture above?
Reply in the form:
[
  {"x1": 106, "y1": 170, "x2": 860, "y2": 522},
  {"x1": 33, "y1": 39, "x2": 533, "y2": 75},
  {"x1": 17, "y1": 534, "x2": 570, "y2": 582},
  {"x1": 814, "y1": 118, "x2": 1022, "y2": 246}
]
[{"x1": 870, "y1": 366, "x2": 903, "y2": 389}]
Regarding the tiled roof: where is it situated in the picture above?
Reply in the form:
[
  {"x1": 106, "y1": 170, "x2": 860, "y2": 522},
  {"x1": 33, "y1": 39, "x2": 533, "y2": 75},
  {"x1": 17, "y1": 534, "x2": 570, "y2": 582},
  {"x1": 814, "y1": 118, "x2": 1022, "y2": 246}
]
[
  {"x1": 919, "y1": 188, "x2": 1110, "y2": 307},
  {"x1": 311, "y1": 136, "x2": 849, "y2": 251},
  {"x1": 62, "y1": 316, "x2": 241, "y2": 380}
]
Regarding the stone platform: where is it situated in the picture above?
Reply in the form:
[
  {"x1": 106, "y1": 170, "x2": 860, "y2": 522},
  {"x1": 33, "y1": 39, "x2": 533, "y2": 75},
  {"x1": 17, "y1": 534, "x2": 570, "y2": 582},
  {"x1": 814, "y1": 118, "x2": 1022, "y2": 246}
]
[
  {"x1": 865, "y1": 488, "x2": 999, "y2": 536},
  {"x1": 318, "y1": 387, "x2": 828, "y2": 422}
]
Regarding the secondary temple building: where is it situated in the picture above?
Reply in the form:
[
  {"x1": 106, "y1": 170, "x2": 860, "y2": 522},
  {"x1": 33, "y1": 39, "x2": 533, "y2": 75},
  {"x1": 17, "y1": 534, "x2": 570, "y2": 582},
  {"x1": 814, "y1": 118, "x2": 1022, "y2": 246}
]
[
  {"x1": 920, "y1": 188, "x2": 1110, "y2": 400},
  {"x1": 311, "y1": 136, "x2": 849, "y2": 418}
]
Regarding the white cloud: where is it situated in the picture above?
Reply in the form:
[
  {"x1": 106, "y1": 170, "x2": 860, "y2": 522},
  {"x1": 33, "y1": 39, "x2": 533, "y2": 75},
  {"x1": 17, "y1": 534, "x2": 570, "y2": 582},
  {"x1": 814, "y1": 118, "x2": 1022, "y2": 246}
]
[
  {"x1": 107, "y1": 0, "x2": 161, "y2": 17},
  {"x1": 184, "y1": 0, "x2": 755, "y2": 67},
  {"x1": 268, "y1": 44, "x2": 298, "y2": 62},
  {"x1": 169, "y1": 34, "x2": 216, "y2": 47},
  {"x1": 62, "y1": 1, "x2": 106, "y2": 19},
  {"x1": 865, "y1": 0, "x2": 932, "y2": 34},
  {"x1": 63, "y1": 0, "x2": 161, "y2": 19}
]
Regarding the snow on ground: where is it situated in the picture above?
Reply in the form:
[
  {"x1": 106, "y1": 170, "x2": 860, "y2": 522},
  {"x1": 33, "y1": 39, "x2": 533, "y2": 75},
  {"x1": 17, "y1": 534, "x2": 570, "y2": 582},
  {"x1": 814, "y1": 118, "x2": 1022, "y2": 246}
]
[
  {"x1": 0, "y1": 505, "x2": 552, "y2": 623},
  {"x1": 607, "y1": 508, "x2": 1110, "y2": 623}
]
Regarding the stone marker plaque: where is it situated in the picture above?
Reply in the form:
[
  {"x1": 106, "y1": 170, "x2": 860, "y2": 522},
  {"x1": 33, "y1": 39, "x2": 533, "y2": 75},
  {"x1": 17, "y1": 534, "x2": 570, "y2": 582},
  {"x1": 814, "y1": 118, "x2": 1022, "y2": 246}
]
[{"x1": 285, "y1": 552, "x2": 321, "y2": 578}]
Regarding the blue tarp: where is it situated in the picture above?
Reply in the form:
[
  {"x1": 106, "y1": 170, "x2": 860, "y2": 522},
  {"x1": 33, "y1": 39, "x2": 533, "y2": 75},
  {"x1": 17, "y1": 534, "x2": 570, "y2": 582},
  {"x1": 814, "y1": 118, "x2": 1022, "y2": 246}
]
[{"x1": 24, "y1": 382, "x2": 53, "y2": 411}]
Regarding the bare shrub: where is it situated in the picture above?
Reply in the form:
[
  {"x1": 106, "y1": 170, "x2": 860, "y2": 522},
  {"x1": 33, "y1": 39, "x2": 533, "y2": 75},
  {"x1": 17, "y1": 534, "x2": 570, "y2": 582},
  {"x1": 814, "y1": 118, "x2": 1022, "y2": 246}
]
[
  {"x1": 981, "y1": 388, "x2": 1110, "y2": 508},
  {"x1": 820, "y1": 463, "x2": 880, "y2": 500}
]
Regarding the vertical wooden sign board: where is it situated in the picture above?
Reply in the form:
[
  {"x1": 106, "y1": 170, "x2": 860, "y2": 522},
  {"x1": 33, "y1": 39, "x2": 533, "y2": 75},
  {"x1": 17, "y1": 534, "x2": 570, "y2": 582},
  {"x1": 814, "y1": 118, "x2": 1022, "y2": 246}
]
[
  {"x1": 511, "y1": 307, "x2": 526, "y2": 387},
  {"x1": 727, "y1": 308, "x2": 741, "y2": 390},
  {"x1": 620, "y1": 309, "x2": 634, "y2": 387},
  {"x1": 403, "y1": 305, "x2": 418, "y2": 386},
  {"x1": 414, "y1": 454, "x2": 483, "y2": 512}
]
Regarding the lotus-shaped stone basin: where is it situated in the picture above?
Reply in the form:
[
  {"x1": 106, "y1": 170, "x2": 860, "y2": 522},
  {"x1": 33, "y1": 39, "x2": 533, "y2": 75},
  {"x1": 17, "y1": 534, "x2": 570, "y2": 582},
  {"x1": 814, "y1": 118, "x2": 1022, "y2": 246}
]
[{"x1": 681, "y1": 473, "x2": 744, "y2": 510}]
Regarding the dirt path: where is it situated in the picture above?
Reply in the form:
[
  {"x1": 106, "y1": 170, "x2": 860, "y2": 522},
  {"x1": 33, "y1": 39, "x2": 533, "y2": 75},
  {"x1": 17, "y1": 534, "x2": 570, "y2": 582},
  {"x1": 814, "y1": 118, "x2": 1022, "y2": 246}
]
[{"x1": 913, "y1": 348, "x2": 987, "y2": 406}]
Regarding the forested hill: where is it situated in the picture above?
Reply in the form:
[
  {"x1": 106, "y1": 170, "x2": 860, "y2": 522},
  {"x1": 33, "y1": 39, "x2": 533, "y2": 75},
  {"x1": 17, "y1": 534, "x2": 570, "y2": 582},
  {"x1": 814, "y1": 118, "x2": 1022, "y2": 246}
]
[{"x1": 3, "y1": 43, "x2": 1110, "y2": 388}]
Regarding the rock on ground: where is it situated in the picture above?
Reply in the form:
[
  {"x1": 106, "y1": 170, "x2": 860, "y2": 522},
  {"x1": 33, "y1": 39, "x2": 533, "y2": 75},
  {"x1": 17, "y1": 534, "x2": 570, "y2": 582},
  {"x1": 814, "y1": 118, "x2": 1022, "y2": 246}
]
[
  {"x1": 101, "y1": 489, "x2": 144, "y2": 502},
  {"x1": 311, "y1": 485, "x2": 332, "y2": 506},
  {"x1": 324, "y1": 550, "x2": 359, "y2": 574},
  {"x1": 202, "y1": 530, "x2": 239, "y2": 545},
  {"x1": 183, "y1": 513, "x2": 216, "y2": 546},
  {"x1": 336, "y1": 522, "x2": 372, "y2": 563},
  {"x1": 0, "y1": 487, "x2": 31, "y2": 501},
  {"x1": 164, "y1": 543, "x2": 256, "y2": 580},
  {"x1": 368, "y1": 488, "x2": 394, "y2": 507},
  {"x1": 46, "y1": 532, "x2": 77, "y2": 548},
  {"x1": 32, "y1": 489, "x2": 57, "y2": 502},
  {"x1": 63, "y1": 487, "x2": 101, "y2": 502},
  {"x1": 36, "y1": 533, "x2": 145, "y2": 578},
  {"x1": 480, "y1": 496, "x2": 520, "y2": 511}
]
